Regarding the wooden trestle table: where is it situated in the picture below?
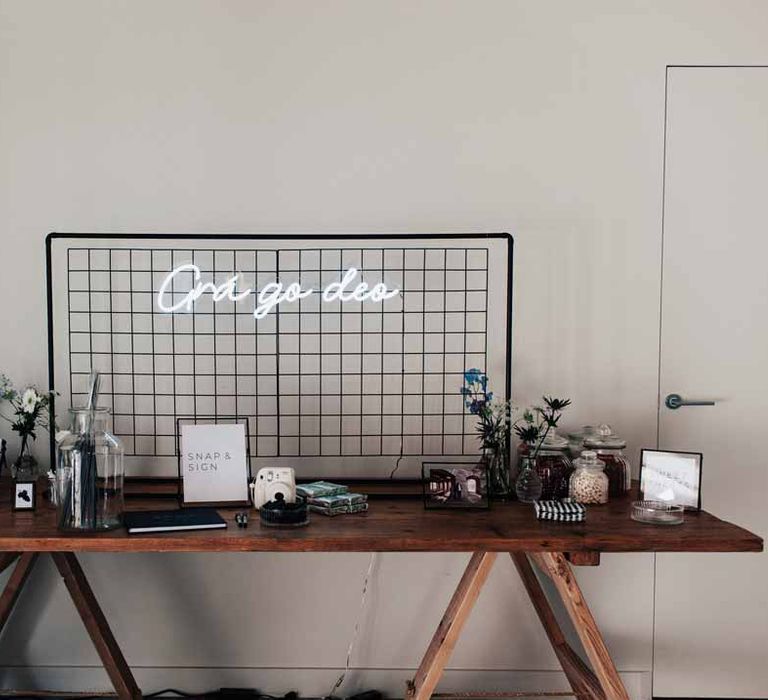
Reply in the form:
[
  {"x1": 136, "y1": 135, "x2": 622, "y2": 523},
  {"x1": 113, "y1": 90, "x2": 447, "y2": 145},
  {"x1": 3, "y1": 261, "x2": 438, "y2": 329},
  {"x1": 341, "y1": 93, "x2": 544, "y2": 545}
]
[{"x1": 0, "y1": 489, "x2": 761, "y2": 700}]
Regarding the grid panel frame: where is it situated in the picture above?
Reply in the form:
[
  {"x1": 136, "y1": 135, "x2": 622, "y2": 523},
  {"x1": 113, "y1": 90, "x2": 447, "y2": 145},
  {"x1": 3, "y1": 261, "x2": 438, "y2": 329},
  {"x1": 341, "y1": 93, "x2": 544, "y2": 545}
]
[{"x1": 48, "y1": 234, "x2": 512, "y2": 477}]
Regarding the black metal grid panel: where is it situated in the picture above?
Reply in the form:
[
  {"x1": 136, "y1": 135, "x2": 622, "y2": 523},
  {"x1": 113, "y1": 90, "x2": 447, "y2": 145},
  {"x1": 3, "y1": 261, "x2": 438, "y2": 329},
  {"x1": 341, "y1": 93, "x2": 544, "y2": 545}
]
[{"x1": 63, "y1": 245, "x2": 491, "y2": 459}]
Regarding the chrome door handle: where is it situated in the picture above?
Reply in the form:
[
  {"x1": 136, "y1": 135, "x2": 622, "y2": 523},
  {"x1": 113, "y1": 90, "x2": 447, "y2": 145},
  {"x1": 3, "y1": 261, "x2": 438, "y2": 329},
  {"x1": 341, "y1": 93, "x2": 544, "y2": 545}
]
[{"x1": 665, "y1": 393, "x2": 716, "y2": 410}]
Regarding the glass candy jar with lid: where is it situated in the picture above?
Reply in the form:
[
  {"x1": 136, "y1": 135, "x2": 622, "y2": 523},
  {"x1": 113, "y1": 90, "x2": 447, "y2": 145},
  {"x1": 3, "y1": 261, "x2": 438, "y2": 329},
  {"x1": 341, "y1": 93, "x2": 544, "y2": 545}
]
[
  {"x1": 56, "y1": 407, "x2": 124, "y2": 531},
  {"x1": 532, "y1": 430, "x2": 573, "y2": 501},
  {"x1": 583, "y1": 423, "x2": 631, "y2": 498},
  {"x1": 569, "y1": 450, "x2": 609, "y2": 504}
]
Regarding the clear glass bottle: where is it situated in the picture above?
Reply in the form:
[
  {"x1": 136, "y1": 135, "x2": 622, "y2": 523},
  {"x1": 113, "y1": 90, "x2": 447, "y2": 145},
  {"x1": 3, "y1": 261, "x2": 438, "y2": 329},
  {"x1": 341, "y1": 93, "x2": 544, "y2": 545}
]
[
  {"x1": 515, "y1": 455, "x2": 543, "y2": 503},
  {"x1": 485, "y1": 443, "x2": 511, "y2": 500},
  {"x1": 584, "y1": 423, "x2": 631, "y2": 498},
  {"x1": 533, "y1": 430, "x2": 573, "y2": 501},
  {"x1": 56, "y1": 408, "x2": 124, "y2": 531},
  {"x1": 569, "y1": 450, "x2": 609, "y2": 504}
]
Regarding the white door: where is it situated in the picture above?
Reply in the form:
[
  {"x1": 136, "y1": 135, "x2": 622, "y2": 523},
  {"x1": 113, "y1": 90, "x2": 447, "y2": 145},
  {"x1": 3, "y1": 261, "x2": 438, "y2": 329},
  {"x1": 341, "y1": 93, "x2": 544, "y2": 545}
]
[{"x1": 655, "y1": 66, "x2": 768, "y2": 696}]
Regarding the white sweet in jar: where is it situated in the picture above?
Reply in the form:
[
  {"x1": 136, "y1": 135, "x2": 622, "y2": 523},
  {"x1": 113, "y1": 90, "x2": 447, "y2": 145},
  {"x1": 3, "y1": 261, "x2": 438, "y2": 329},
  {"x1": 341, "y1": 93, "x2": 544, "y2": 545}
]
[{"x1": 569, "y1": 450, "x2": 609, "y2": 504}]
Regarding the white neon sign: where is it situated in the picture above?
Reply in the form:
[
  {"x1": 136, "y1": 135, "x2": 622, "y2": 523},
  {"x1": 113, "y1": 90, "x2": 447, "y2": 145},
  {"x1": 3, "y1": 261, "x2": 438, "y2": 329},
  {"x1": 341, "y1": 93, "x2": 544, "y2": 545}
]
[{"x1": 156, "y1": 264, "x2": 400, "y2": 319}]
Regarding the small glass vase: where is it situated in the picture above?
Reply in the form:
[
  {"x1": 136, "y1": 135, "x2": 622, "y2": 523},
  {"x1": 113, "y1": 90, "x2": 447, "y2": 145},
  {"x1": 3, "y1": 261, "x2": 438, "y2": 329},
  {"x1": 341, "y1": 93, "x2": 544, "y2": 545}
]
[
  {"x1": 485, "y1": 444, "x2": 511, "y2": 500},
  {"x1": 515, "y1": 456, "x2": 543, "y2": 503},
  {"x1": 13, "y1": 436, "x2": 38, "y2": 481}
]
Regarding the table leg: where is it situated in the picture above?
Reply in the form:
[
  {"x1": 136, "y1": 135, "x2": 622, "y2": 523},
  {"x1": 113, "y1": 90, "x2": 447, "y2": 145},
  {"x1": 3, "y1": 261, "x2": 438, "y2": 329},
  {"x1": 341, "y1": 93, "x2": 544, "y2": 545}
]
[
  {"x1": 0, "y1": 553, "x2": 37, "y2": 634},
  {"x1": 511, "y1": 553, "x2": 604, "y2": 700},
  {"x1": 406, "y1": 551, "x2": 498, "y2": 700},
  {"x1": 51, "y1": 552, "x2": 142, "y2": 700},
  {"x1": 530, "y1": 552, "x2": 629, "y2": 700}
]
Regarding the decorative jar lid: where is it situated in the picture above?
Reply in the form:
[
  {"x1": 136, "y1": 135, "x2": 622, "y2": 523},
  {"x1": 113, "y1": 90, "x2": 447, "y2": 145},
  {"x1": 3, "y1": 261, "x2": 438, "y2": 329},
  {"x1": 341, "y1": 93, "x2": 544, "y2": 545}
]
[
  {"x1": 572, "y1": 450, "x2": 606, "y2": 471},
  {"x1": 583, "y1": 423, "x2": 626, "y2": 450},
  {"x1": 567, "y1": 425, "x2": 598, "y2": 443},
  {"x1": 537, "y1": 428, "x2": 570, "y2": 452}
]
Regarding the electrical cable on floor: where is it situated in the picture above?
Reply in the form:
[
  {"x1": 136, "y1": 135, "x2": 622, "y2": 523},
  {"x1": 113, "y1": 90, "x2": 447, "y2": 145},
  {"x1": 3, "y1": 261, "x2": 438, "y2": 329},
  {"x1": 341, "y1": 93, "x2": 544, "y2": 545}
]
[
  {"x1": 325, "y1": 552, "x2": 378, "y2": 699},
  {"x1": 387, "y1": 393, "x2": 405, "y2": 479},
  {"x1": 144, "y1": 691, "x2": 195, "y2": 698}
]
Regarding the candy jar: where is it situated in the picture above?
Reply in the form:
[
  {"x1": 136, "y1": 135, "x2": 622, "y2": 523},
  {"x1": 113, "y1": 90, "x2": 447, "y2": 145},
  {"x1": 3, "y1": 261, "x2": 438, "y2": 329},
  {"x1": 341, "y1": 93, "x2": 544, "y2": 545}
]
[
  {"x1": 569, "y1": 450, "x2": 609, "y2": 504},
  {"x1": 532, "y1": 430, "x2": 573, "y2": 501},
  {"x1": 584, "y1": 423, "x2": 631, "y2": 498}
]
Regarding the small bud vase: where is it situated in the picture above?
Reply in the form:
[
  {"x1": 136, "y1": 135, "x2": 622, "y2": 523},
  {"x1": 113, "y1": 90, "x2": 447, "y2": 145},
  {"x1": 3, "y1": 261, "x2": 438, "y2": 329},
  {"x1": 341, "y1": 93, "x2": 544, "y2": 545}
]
[
  {"x1": 515, "y1": 456, "x2": 543, "y2": 503},
  {"x1": 486, "y1": 444, "x2": 511, "y2": 500},
  {"x1": 12, "y1": 436, "x2": 38, "y2": 481}
]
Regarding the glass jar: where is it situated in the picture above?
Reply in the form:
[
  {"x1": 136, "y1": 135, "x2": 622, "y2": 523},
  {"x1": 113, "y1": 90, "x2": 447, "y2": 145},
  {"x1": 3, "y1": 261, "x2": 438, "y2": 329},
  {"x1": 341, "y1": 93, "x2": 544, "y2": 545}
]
[
  {"x1": 532, "y1": 431, "x2": 573, "y2": 501},
  {"x1": 56, "y1": 408, "x2": 124, "y2": 531},
  {"x1": 584, "y1": 423, "x2": 631, "y2": 498},
  {"x1": 569, "y1": 450, "x2": 609, "y2": 504}
]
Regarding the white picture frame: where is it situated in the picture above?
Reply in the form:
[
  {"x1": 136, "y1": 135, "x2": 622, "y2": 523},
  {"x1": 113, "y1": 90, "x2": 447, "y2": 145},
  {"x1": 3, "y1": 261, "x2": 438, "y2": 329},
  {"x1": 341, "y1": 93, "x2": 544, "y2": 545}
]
[
  {"x1": 639, "y1": 449, "x2": 703, "y2": 511},
  {"x1": 12, "y1": 480, "x2": 36, "y2": 511}
]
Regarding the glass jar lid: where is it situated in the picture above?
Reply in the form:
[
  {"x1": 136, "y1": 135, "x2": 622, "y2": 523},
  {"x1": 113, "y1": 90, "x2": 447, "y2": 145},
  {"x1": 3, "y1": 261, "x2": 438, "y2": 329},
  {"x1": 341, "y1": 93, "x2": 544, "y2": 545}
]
[
  {"x1": 566, "y1": 425, "x2": 598, "y2": 443},
  {"x1": 583, "y1": 423, "x2": 626, "y2": 450},
  {"x1": 572, "y1": 450, "x2": 606, "y2": 471},
  {"x1": 537, "y1": 428, "x2": 570, "y2": 452}
]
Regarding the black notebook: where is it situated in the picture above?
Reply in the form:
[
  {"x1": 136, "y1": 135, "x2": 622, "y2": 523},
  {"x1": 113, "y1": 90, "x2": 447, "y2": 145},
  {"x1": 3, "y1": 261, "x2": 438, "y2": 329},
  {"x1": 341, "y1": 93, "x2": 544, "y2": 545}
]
[{"x1": 123, "y1": 508, "x2": 227, "y2": 534}]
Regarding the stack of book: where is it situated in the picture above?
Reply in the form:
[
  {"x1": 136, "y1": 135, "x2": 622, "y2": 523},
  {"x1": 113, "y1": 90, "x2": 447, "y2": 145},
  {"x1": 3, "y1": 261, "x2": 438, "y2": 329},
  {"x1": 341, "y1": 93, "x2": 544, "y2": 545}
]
[{"x1": 296, "y1": 481, "x2": 369, "y2": 517}]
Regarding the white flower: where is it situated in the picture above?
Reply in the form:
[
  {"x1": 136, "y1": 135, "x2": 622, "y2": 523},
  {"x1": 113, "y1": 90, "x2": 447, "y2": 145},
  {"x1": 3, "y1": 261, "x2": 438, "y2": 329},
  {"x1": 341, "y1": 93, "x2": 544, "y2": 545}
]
[
  {"x1": 55, "y1": 430, "x2": 72, "y2": 444},
  {"x1": 0, "y1": 374, "x2": 14, "y2": 401},
  {"x1": 21, "y1": 388, "x2": 38, "y2": 413}
]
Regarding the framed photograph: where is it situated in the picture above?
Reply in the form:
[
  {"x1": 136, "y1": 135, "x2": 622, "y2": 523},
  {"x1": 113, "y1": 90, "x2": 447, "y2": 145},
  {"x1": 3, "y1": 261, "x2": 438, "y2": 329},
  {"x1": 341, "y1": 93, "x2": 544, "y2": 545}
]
[
  {"x1": 177, "y1": 416, "x2": 251, "y2": 507},
  {"x1": 422, "y1": 461, "x2": 489, "y2": 510},
  {"x1": 12, "y1": 480, "x2": 36, "y2": 512},
  {"x1": 639, "y1": 449, "x2": 703, "y2": 511}
]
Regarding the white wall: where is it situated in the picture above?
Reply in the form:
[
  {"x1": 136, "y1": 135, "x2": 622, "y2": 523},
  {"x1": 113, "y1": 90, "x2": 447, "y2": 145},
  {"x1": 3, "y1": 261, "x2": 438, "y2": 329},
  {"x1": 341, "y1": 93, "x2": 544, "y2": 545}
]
[{"x1": 0, "y1": 1, "x2": 767, "y2": 696}]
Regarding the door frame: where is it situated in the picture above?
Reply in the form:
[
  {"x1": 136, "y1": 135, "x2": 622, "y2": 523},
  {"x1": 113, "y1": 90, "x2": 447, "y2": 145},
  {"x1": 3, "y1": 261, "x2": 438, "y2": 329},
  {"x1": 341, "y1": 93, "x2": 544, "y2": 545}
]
[{"x1": 654, "y1": 63, "x2": 768, "y2": 699}]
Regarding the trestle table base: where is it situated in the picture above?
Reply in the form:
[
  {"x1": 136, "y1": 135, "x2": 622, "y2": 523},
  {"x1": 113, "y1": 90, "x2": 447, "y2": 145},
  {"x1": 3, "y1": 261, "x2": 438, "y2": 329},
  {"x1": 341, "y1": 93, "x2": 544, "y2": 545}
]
[{"x1": 407, "y1": 551, "x2": 629, "y2": 700}]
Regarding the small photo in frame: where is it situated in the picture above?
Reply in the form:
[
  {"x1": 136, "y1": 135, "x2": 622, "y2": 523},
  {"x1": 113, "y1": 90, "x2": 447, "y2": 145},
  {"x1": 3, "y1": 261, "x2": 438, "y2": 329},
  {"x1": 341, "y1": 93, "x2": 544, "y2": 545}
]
[
  {"x1": 12, "y1": 480, "x2": 36, "y2": 512},
  {"x1": 422, "y1": 461, "x2": 489, "y2": 510},
  {"x1": 640, "y1": 449, "x2": 703, "y2": 511}
]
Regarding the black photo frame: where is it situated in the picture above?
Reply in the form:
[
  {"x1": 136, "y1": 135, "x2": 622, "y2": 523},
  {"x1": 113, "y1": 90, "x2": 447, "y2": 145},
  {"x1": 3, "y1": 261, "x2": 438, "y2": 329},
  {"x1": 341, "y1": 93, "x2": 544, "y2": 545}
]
[
  {"x1": 12, "y1": 480, "x2": 36, "y2": 512},
  {"x1": 176, "y1": 416, "x2": 252, "y2": 507},
  {"x1": 639, "y1": 448, "x2": 703, "y2": 511},
  {"x1": 422, "y1": 460, "x2": 490, "y2": 510}
]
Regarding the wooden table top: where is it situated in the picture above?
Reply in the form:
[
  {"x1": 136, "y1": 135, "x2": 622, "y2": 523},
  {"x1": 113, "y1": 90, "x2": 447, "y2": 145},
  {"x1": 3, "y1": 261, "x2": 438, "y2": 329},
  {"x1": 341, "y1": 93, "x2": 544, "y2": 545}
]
[{"x1": 0, "y1": 490, "x2": 761, "y2": 554}]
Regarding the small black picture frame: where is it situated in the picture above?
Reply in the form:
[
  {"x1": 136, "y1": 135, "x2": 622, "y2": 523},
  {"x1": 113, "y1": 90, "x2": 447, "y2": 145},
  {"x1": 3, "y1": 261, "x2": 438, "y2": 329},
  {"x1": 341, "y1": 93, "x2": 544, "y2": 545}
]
[
  {"x1": 12, "y1": 480, "x2": 36, "y2": 512},
  {"x1": 422, "y1": 461, "x2": 490, "y2": 510},
  {"x1": 176, "y1": 416, "x2": 252, "y2": 507},
  {"x1": 639, "y1": 449, "x2": 703, "y2": 511}
]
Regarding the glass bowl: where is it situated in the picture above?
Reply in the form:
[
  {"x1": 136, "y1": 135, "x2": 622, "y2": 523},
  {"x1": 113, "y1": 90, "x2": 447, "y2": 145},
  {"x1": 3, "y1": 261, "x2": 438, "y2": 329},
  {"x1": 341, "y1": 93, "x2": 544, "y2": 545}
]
[{"x1": 631, "y1": 500, "x2": 684, "y2": 526}]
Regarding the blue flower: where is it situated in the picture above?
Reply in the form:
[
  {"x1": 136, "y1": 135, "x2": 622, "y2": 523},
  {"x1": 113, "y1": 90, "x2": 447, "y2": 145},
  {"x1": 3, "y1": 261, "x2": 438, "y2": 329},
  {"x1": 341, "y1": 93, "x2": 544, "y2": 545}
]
[
  {"x1": 468, "y1": 398, "x2": 487, "y2": 415},
  {"x1": 464, "y1": 368, "x2": 486, "y2": 385}
]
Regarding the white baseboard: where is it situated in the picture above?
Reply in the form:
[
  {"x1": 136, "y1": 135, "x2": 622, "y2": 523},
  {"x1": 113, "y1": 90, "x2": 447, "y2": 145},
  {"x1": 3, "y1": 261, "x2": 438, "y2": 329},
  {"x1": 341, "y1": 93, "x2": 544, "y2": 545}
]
[{"x1": 0, "y1": 666, "x2": 650, "y2": 699}]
